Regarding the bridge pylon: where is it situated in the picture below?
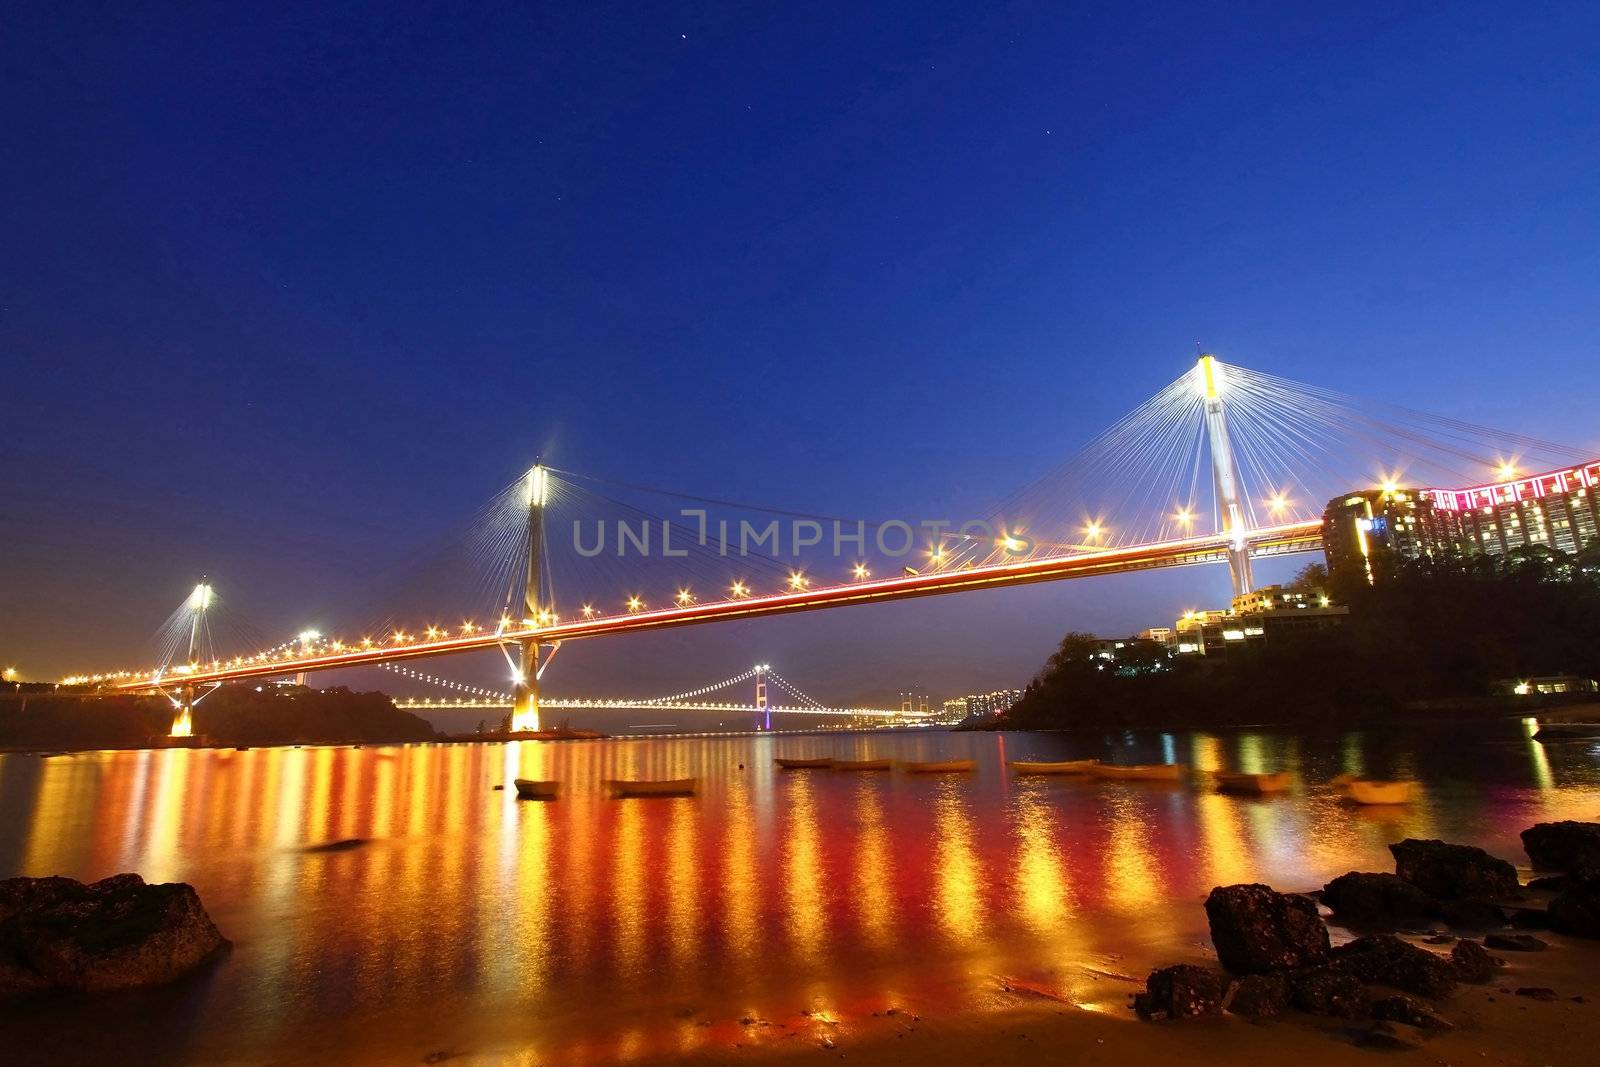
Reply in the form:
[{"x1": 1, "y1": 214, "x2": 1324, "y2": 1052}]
[
  {"x1": 510, "y1": 466, "x2": 547, "y2": 733},
  {"x1": 755, "y1": 664, "x2": 770, "y2": 730},
  {"x1": 168, "y1": 579, "x2": 211, "y2": 737},
  {"x1": 1196, "y1": 355, "x2": 1254, "y2": 597}
]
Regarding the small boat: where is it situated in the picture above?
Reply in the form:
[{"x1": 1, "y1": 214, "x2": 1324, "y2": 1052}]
[
  {"x1": 901, "y1": 759, "x2": 976, "y2": 773},
  {"x1": 775, "y1": 757, "x2": 834, "y2": 769},
  {"x1": 1009, "y1": 759, "x2": 1098, "y2": 775},
  {"x1": 606, "y1": 778, "x2": 699, "y2": 797},
  {"x1": 1534, "y1": 723, "x2": 1600, "y2": 742},
  {"x1": 1089, "y1": 762, "x2": 1184, "y2": 780},
  {"x1": 1329, "y1": 772, "x2": 1357, "y2": 791},
  {"x1": 832, "y1": 758, "x2": 893, "y2": 771},
  {"x1": 1346, "y1": 779, "x2": 1415, "y2": 805},
  {"x1": 513, "y1": 778, "x2": 560, "y2": 800},
  {"x1": 1213, "y1": 771, "x2": 1292, "y2": 794}
]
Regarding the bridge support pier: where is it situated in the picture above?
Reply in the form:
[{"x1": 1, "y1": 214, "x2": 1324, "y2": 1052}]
[
  {"x1": 755, "y1": 664, "x2": 770, "y2": 731},
  {"x1": 510, "y1": 640, "x2": 541, "y2": 733},
  {"x1": 169, "y1": 684, "x2": 195, "y2": 738}
]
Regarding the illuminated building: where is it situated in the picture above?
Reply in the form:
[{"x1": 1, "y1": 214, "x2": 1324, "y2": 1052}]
[
  {"x1": 1323, "y1": 459, "x2": 1600, "y2": 578},
  {"x1": 943, "y1": 688, "x2": 1024, "y2": 720},
  {"x1": 1169, "y1": 586, "x2": 1345, "y2": 656}
]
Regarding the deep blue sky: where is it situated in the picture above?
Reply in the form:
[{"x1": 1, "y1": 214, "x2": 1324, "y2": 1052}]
[{"x1": 4, "y1": 3, "x2": 1598, "y2": 705}]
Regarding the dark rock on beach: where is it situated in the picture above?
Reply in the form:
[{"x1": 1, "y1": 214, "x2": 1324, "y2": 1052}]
[
  {"x1": 1204, "y1": 883, "x2": 1329, "y2": 975},
  {"x1": 1547, "y1": 879, "x2": 1600, "y2": 938},
  {"x1": 1329, "y1": 935, "x2": 1457, "y2": 998},
  {"x1": 0, "y1": 874, "x2": 225, "y2": 996},
  {"x1": 1370, "y1": 993, "x2": 1455, "y2": 1032},
  {"x1": 1321, "y1": 871, "x2": 1439, "y2": 927},
  {"x1": 1390, "y1": 839, "x2": 1520, "y2": 901},
  {"x1": 1450, "y1": 938, "x2": 1506, "y2": 982},
  {"x1": 1224, "y1": 972, "x2": 1291, "y2": 1019},
  {"x1": 1133, "y1": 964, "x2": 1228, "y2": 1020},
  {"x1": 1522, "y1": 821, "x2": 1600, "y2": 880},
  {"x1": 1288, "y1": 968, "x2": 1367, "y2": 1018},
  {"x1": 1485, "y1": 932, "x2": 1548, "y2": 952},
  {"x1": 1361, "y1": 1020, "x2": 1431, "y2": 1050}
]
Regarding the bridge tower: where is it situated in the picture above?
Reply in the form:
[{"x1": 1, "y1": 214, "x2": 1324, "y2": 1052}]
[
  {"x1": 510, "y1": 465, "x2": 547, "y2": 733},
  {"x1": 169, "y1": 578, "x2": 212, "y2": 737},
  {"x1": 1196, "y1": 355, "x2": 1254, "y2": 597},
  {"x1": 755, "y1": 664, "x2": 771, "y2": 731}
]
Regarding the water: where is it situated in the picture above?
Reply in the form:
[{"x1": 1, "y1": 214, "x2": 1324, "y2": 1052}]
[{"x1": 2, "y1": 723, "x2": 1597, "y2": 1064}]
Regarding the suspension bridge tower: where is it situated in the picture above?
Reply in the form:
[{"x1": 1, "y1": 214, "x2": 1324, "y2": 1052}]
[
  {"x1": 510, "y1": 465, "x2": 547, "y2": 733},
  {"x1": 169, "y1": 578, "x2": 212, "y2": 738},
  {"x1": 1197, "y1": 354, "x2": 1254, "y2": 596},
  {"x1": 754, "y1": 664, "x2": 771, "y2": 731}
]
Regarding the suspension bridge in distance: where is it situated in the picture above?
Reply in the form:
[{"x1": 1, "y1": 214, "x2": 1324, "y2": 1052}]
[
  {"x1": 60, "y1": 353, "x2": 1581, "y2": 738},
  {"x1": 386, "y1": 663, "x2": 918, "y2": 726}
]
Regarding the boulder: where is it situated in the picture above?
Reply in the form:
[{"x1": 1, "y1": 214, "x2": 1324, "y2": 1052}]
[
  {"x1": 1321, "y1": 872, "x2": 1439, "y2": 926},
  {"x1": 1547, "y1": 879, "x2": 1600, "y2": 938},
  {"x1": 1450, "y1": 939, "x2": 1505, "y2": 982},
  {"x1": 1289, "y1": 968, "x2": 1367, "y2": 1018},
  {"x1": 1133, "y1": 964, "x2": 1228, "y2": 1021},
  {"x1": 1516, "y1": 987, "x2": 1559, "y2": 1002},
  {"x1": 1204, "y1": 884, "x2": 1330, "y2": 975},
  {"x1": 2, "y1": 873, "x2": 225, "y2": 995},
  {"x1": 1329, "y1": 935, "x2": 1457, "y2": 998},
  {"x1": 1484, "y1": 932, "x2": 1548, "y2": 952},
  {"x1": 1437, "y1": 898, "x2": 1507, "y2": 931},
  {"x1": 1389, "y1": 839, "x2": 1519, "y2": 901},
  {"x1": 1521, "y1": 822, "x2": 1600, "y2": 879},
  {"x1": 1370, "y1": 993, "x2": 1455, "y2": 1032},
  {"x1": 1224, "y1": 972, "x2": 1291, "y2": 1019},
  {"x1": 1361, "y1": 1021, "x2": 1430, "y2": 1050}
]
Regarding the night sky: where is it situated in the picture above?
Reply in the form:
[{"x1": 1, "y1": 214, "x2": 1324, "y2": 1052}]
[{"x1": 4, "y1": 4, "x2": 1598, "y2": 709}]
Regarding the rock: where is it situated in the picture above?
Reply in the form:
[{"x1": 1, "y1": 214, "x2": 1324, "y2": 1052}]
[
  {"x1": 0, "y1": 953, "x2": 51, "y2": 999},
  {"x1": 1438, "y1": 897, "x2": 1507, "y2": 930},
  {"x1": 1516, "y1": 987, "x2": 1559, "y2": 1002},
  {"x1": 1204, "y1": 884, "x2": 1330, "y2": 975},
  {"x1": 1362, "y1": 1021, "x2": 1430, "y2": 1050},
  {"x1": 1321, "y1": 872, "x2": 1440, "y2": 926},
  {"x1": 0, "y1": 876, "x2": 80, "y2": 923},
  {"x1": 1484, "y1": 932, "x2": 1548, "y2": 952},
  {"x1": 1547, "y1": 879, "x2": 1600, "y2": 939},
  {"x1": 1522, "y1": 822, "x2": 1600, "y2": 879},
  {"x1": 1508, "y1": 907, "x2": 1549, "y2": 930},
  {"x1": 4, "y1": 873, "x2": 226, "y2": 994},
  {"x1": 1450, "y1": 939, "x2": 1505, "y2": 982},
  {"x1": 1133, "y1": 964, "x2": 1228, "y2": 1021},
  {"x1": 1224, "y1": 972, "x2": 1291, "y2": 1019},
  {"x1": 1329, "y1": 935, "x2": 1457, "y2": 998},
  {"x1": 1390, "y1": 839, "x2": 1520, "y2": 901},
  {"x1": 1289, "y1": 968, "x2": 1367, "y2": 1018},
  {"x1": 1371, "y1": 993, "x2": 1455, "y2": 1032},
  {"x1": 1423, "y1": 934, "x2": 1456, "y2": 945},
  {"x1": 1526, "y1": 874, "x2": 1572, "y2": 892}
]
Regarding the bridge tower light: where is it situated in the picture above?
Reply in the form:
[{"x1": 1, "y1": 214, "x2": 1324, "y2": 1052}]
[{"x1": 1195, "y1": 354, "x2": 1254, "y2": 596}]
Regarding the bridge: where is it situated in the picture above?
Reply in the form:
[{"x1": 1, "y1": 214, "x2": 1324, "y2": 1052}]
[
  {"x1": 383, "y1": 662, "x2": 916, "y2": 724},
  {"x1": 56, "y1": 354, "x2": 1575, "y2": 737}
]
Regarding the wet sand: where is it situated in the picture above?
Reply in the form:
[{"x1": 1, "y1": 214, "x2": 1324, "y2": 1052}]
[{"x1": 632, "y1": 930, "x2": 1600, "y2": 1067}]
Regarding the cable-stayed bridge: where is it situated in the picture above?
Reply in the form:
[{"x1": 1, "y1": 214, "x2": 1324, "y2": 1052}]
[{"x1": 57, "y1": 355, "x2": 1586, "y2": 737}]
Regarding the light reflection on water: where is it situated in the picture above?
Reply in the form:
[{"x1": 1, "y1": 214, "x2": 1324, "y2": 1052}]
[{"x1": 0, "y1": 726, "x2": 1597, "y2": 1064}]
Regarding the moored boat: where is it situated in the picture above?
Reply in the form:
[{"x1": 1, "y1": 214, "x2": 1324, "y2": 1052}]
[
  {"x1": 901, "y1": 759, "x2": 976, "y2": 773},
  {"x1": 513, "y1": 778, "x2": 560, "y2": 800},
  {"x1": 1345, "y1": 779, "x2": 1415, "y2": 805},
  {"x1": 1089, "y1": 762, "x2": 1184, "y2": 780},
  {"x1": 605, "y1": 778, "x2": 699, "y2": 797},
  {"x1": 1533, "y1": 722, "x2": 1600, "y2": 742},
  {"x1": 1213, "y1": 771, "x2": 1291, "y2": 794},
  {"x1": 1329, "y1": 772, "x2": 1357, "y2": 791},
  {"x1": 1009, "y1": 759, "x2": 1098, "y2": 775},
  {"x1": 831, "y1": 758, "x2": 893, "y2": 771},
  {"x1": 775, "y1": 757, "x2": 834, "y2": 769}
]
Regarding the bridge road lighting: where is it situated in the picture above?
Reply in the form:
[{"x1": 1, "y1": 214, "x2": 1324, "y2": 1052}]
[
  {"x1": 851, "y1": 562, "x2": 870, "y2": 580},
  {"x1": 626, "y1": 596, "x2": 644, "y2": 613},
  {"x1": 787, "y1": 572, "x2": 809, "y2": 590},
  {"x1": 729, "y1": 580, "x2": 750, "y2": 598}
]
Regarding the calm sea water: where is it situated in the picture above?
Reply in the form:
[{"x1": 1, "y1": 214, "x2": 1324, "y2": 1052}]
[{"x1": 2, "y1": 723, "x2": 1597, "y2": 1064}]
